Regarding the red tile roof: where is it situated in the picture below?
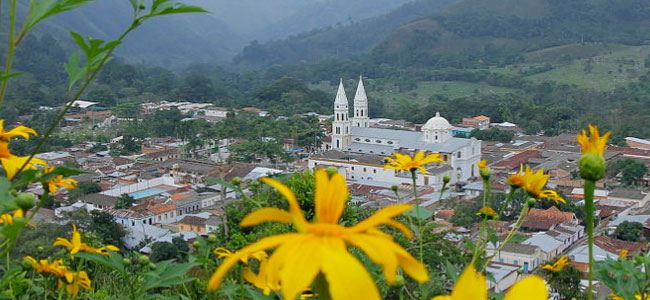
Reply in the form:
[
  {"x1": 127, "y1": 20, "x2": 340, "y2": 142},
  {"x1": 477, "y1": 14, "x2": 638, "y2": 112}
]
[
  {"x1": 594, "y1": 235, "x2": 645, "y2": 255},
  {"x1": 435, "y1": 209, "x2": 455, "y2": 221},
  {"x1": 148, "y1": 203, "x2": 176, "y2": 215},
  {"x1": 523, "y1": 206, "x2": 577, "y2": 231},
  {"x1": 492, "y1": 150, "x2": 542, "y2": 171}
]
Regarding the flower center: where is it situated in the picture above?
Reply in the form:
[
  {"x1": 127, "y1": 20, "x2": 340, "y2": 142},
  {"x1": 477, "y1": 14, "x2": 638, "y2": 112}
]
[{"x1": 304, "y1": 222, "x2": 346, "y2": 236}]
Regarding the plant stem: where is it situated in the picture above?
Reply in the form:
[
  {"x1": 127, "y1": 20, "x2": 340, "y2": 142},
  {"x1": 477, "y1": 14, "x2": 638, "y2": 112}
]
[
  {"x1": 584, "y1": 179, "x2": 596, "y2": 300},
  {"x1": 497, "y1": 187, "x2": 517, "y2": 220},
  {"x1": 482, "y1": 201, "x2": 530, "y2": 272},
  {"x1": 0, "y1": 0, "x2": 17, "y2": 109}
]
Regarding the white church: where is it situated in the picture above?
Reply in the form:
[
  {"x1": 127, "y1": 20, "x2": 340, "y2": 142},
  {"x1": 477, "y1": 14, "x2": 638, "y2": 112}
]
[{"x1": 309, "y1": 76, "x2": 482, "y2": 189}]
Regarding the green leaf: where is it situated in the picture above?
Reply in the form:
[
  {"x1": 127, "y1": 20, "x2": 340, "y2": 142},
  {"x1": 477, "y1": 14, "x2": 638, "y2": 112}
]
[
  {"x1": 0, "y1": 72, "x2": 24, "y2": 82},
  {"x1": 23, "y1": 0, "x2": 95, "y2": 33},
  {"x1": 142, "y1": 260, "x2": 199, "y2": 291},
  {"x1": 0, "y1": 177, "x2": 16, "y2": 211},
  {"x1": 64, "y1": 52, "x2": 84, "y2": 90},
  {"x1": 140, "y1": 0, "x2": 207, "y2": 21},
  {"x1": 74, "y1": 252, "x2": 126, "y2": 275}
]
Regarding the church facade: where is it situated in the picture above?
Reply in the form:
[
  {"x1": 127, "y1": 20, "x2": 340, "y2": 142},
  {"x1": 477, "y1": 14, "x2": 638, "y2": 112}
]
[{"x1": 309, "y1": 77, "x2": 482, "y2": 188}]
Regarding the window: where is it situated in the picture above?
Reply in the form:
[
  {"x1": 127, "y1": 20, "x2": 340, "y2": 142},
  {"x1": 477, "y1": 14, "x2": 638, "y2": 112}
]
[
  {"x1": 351, "y1": 166, "x2": 355, "y2": 170},
  {"x1": 365, "y1": 139, "x2": 370, "y2": 142},
  {"x1": 457, "y1": 151, "x2": 461, "y2": 158},
  {"x1": 376, "y1": 140, "x2": 381, "y2": 143},
  {"x1": 387, "y1": 141, "x2": 394, "y2": 144},
  {"x1": 363, "y1": 168, "x2": 367, "y2": 172},
  {"x1": 373, "y1": 169, "x2": 376, "y2": 174},
  {"x1": 514, "y1": 260, "x2": 519, "y2": 265},
  {"x1": 355, "y1": 138, "x2": 360, "y2": 141}
]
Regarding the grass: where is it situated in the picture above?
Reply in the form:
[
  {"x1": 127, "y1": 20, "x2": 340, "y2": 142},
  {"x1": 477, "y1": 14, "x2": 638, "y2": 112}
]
[{"x1": 522, "y1": 44, "x2": 650, "y2": 91}]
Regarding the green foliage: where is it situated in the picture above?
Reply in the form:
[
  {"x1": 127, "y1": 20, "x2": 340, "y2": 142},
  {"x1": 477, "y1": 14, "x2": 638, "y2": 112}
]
[
  {"x1": 470, "y1": 128, "x2": 514, "y2": 142},
  {"x1": 150, "y1": 241, "x2": 180, "y2": 263},
  {"x1": 596, "y1": 253, "x2": 650, "y2": 300},
  {"x1": 116, "y1": 194, "x2": 136, "y2": 209},
  {"x1": 608, "y1": 159, "x2": 649, "y2": 185},
  {"x1": 68, "y1": 181, "x2": 102, "y2": 201},
  {"x1": 615, "y1": 221, "x2": 643, "y2": 242},
  {"x1": 541, "y1": 266, "x2": 585, "y2": 300}
]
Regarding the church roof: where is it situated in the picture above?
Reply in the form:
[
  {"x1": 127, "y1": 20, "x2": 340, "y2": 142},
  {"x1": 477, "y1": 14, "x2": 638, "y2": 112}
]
[
  {"x1": 350, "y1": 127, "x2": 472, "y2": 153},
  {"x1": 354, "y1": 75, "x2": 368, "y2": 104},
  {"x1": 422, "y1": 112, "x2": 452, "y2": 131},
  {"x1": 334, "y1": 79, "x2": 349, "y2": 106}
]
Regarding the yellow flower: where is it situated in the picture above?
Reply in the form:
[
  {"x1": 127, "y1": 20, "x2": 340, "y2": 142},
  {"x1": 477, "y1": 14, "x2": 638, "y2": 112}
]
[
  {"x1": 542, "y1": 255, "x2": 569, "y2": 272},
  {"x1": 58, "y1": 270, "x2": 91, "y2": 297},
  {"x1": 214, "y1": 247, "x2": 268, "y2": 264},
  {"x1": 53, "y1": 224, "x2": 120, "y2": 256},
  {"x1": 577, "y1": 125, "x2": 611, "y2": 181},
  {"x1": 24, "y1": 256, "x2": 68, "y2": 276},
  {"x1": 243, "y1": 256, "x2": 280, "y2": 295},
  {"x1": 0, "y1": 209, "x2": 24, "y2": 225},
  {"x1": 609, "y1": 294, "x2": 624, "y2": 300},
  {"x1": 506, "y1": 165, "x2": 526, "y2": 188},
  {"x1": 432, "y1": 265, "x2": 548, "y2": 300},
  {"x1": 0, "y1": 120, "x2": 37, "y2": 141},
  {"x1": 384, "y1": 151, "x2": 444, "y2": 175},
  {"x1": 43, "y1": 166, "x2": 78, "y2": 193},
  {"x1": 619, "y1": 249, "x2": 628, "y2": 259},
  {"x1": 520, "y1": 166, "x2": 565, "y2": 204},
  {"x1": 0, "y1": 142, "x2": 47, "y2": 180},
  {"x1": 577, "y1": 124, "x2": 610, "y2": 156},
  {"x1": 476, "y1": 207, "x2": 496, "y2": 219},
  {"x1": 476, "y1": 160, "x2": 490, "y2": 179},
  {"x1": 207, "y1": 169, "x2": 428, "y2": 300}
]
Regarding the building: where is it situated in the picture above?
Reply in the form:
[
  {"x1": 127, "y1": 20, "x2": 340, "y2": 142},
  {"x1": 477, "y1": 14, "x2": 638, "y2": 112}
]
[
  {"x1": 607, "y1": 188, "x2": 650, "y2": 208},
  {"x1": 311, "y1": 76, "x2": 481, "y2": 188},
  {"x1": 486, "y1": 262, "x2": 520, "y2": 292},
  {"x1": 521, "y1": 206, "x2": 579, "y2": 231},
  {"x1": 462, "y1": 115, "x2": 490, "y2": 130},
  {"x1": 487, "y1": 243, "x2": 543, "y2": 273},
  {"x1": 625, "y1": 137, "x2": 650, "y2": 149}
]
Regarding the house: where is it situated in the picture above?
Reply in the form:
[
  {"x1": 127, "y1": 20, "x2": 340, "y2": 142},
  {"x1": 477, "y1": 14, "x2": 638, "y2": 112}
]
[
  {"x1": 177, "y1": 215, "x2": 208, "y2": 234},
  {"x1": 204, "y1": 215, "x2": 221, "y2": 233},
  {"x1": 568, "y1": 236, "x2": 645, "y2": 273},
  {"x1": 462, "y1": 115, "x2": 491, "y2": 130},
  {"x1": 79, "y1": 193, "x2": 119, "y2": 210},
  {"x1": 143, "y1": 148, "x2": 180, "y2": 162},
  {"x1": 487, "y1": 243, "x2": 543, "y2": 273},
  {"x1": 491, "y1": 150, "x2": 542, "y2": 173},
  {"x1": 107, "y1": 209, "x2": 155, "y2": 228},
  {"x1": 522, "y1": 206, "x2": 579, "y2": 231},
  {"x1": 486, "y1": 262, "x2": 520, "y2": 293},
  {"x1": 606, "y1": 214, "x2": 650, "y2": 235},
  {"x1": 435, "y1": 209, "x2": 455, "y2": 221},
  {"x1": 148, "y1": 203, "x2": 177, "y2": 224},
  {"x1": 522, "y1": 233, "x2": 564, "y2": 262},
  {"x1": 607, "y1": 188, "x2": 650, "y2": 208},
  {"x1": 625, "y1": 137, "x2": 650, "y2": 149},
  {"x1": 548, "y1": 224, "x2": 585, "y2": 250}
]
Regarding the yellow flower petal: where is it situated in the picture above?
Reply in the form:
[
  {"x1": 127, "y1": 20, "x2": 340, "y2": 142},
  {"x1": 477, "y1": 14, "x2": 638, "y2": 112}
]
[
  {"x1": 450, "y1": 266, "x2": 487, "y2": 299},
  {"x1": 279, "y1": 236, "x2": 322, "y2": 300},
  {"x1": 260, "y1": 177, "x2": 307, "y2": 228},
  {"x1": 347, "y1": 204, "x2": 412, "y2": 233},
  {"x1": 314, "y1": 169, "x2": 348, "y2": 224},
  {"x1": 503, "y1": 275, "x2": 548, "y2": 300},
  {"x1": 240, "y1": 207, "x2": 293, "y2": 227},
  {"x1": 320, "y1": 237, "x2": 381, "y2": 300}
]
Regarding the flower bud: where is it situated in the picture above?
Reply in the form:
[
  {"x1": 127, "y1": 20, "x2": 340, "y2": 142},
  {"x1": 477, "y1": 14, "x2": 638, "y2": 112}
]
[
  {"x1": 207, "y1": 234, "x2": 217, "y2": 243},
  {"x1": 192, "y1": 241, "x2": 200, "y2": 248},
  {"x1": 579, "y1": 153, "x2": 606, "y2": 181},
  {"x1": 391, "y1": 185, "x2": 399, "y2": 192},
  {"x1": 138, "y1": 255, "x2": 150, "y2": 265},
  {"x1": 122, "y1": 258, "x2": 132, "y2": 266},
  {"x1": 394, "y1": 275, "x2": 405, "y2": 287},
  {"x1": 148, "y1": 263, "x2": 157, "y2": 269},
  {"x1": 443, "y1": 176, "x2": 451, "y2": 184},
  {"x1": 479, "y1": 169, "x2": 490, "y2": 181},
  {"x1": 37, "y1": 246, "x2": 44, "y2": 253},
  {"x1": 15, "y1": 193, "x2": 35, "y2": 211},
  {"x1": 326, "y1": 166, "x2": 338, "y2": 177},
  {"x1": 526, "y1": 197, "x2": 537, "y2": 207},
  {"x1": 231, "y1": 177, "x2": 242, "y2": 186},
  {"x1": 22, "y1": 259, "x2": 32, "y2": 269}
]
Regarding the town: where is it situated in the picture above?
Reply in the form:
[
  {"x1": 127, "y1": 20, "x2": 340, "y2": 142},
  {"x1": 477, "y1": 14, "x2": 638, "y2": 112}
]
[{"x1": 18, "y1": 76, "x2": 650, "y2": 299}]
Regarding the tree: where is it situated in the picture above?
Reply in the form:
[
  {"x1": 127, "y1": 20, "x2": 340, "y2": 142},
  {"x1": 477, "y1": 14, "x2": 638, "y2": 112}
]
[
  {"x1": 622, "y1": 162, "x2": 647, "y2": 185},
  {"x1": 172, "y1": 237, "x2": 189, "y2": 262},
  {"x1": 88, "y1": 211, "x2": 126, "y2": 248},
  {"x1": 68, "y1": 182, "x2": 103, "y2": 201},
  {"x1": 615, "y1": 221, "x2": 643, "y2": 241},
  {"x1": 543, "y1": 266, "x2": 585, "y2": 300},
  {"x1": 150, "y1": 241, "x2": 179, "y2": 263},
  {"x1": 115, "y1": 194, "x2": 135, "y2": 209}
]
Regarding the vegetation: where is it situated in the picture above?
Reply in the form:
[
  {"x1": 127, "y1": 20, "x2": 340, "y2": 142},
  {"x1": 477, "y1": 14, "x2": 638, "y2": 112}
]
[{"x1": 615, "y1": 221, "x2": 644, "y2": 242}]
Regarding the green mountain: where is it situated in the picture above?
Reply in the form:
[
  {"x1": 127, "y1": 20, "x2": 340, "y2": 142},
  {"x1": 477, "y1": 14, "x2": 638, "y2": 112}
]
[
  {"x1": 233, "y1": 0, "x2": 457, "y2": 66},
  {"x1": 234, "y1": 0, "x2": 650, "y2": 68},
  {"x1": 371, "y1": 0, "x2": 650, "y2": 67}
]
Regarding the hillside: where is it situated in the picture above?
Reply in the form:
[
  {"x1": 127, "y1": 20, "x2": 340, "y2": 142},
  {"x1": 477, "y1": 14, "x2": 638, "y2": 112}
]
[
  {"x1": 234, "y1": 0, "x2": 650, "y2": 68},
  {"x1": 371, "y1": 0, "x2": 650, "y2": 67},
  {"x1": 233, "y1": 0, "x2": 457, "y2": 66}
]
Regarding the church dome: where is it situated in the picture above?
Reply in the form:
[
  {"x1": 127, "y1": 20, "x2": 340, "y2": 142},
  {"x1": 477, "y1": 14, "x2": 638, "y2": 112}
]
[{"x1": 422, "y1": 112, "x2": 452, "y2": 131}]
